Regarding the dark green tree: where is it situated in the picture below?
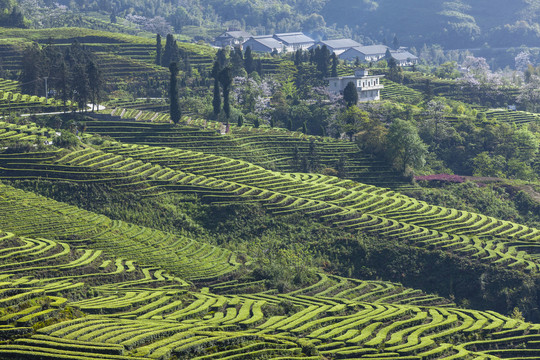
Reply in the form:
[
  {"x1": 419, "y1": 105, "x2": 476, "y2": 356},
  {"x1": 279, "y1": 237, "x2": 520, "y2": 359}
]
[
  {"x1": 343, "y1": 81, "x2": 358, "y2": 107},
  {"x1": 71, "y1": 62, "x2": 89, "y2": 111},
  {"x1": 387, "y1": 119, "x2": 428, "y2": 173},
  {"x1": 169, "y1": 62, "x2": 181, "y2": 124},
  {"x1": 231, "y1": 47, "x2": 244, "y2": 76},
  {"x1": 314, "y1": 45, "x2": 330, "y2": 77},
  {"x1": 58, "y1": 60, "x2": 69, "y2": 111},
  {"x1": 294, "y1": 49, "x2": 302, "y2": 67},
  {"x1": 331, "y1": 53, "x2": 338, "y2": 77},
  {"x1": 217, "y1": 48, "x2": 227, "y2": 68},
  {"x1": 161, "y1": 34, "x2": 177, "y2": 67},
  {"x1": 237, "y1": 114, "x2": 244, "y2": 126},
  {"x1": 86, "y1": 60, "x2": 103, "y2": 112},
  {"x1": 393, "y1": 35, "x2": 400, "y2": 50},
  {"x1": 21, "y1": 43, "x2": 42, "y2": 95},
  {"x1": 155, "y1": 34, "x2": 162, "y2": 66},
  {"x1": 244, "y1": 46, "x2": 254, "y2": 74},
  {"x1": 256, "y1": 59, "x2": 263, "y2": 76},
  {"x1": 219, "y1": 66, "x2": 232, "y2": 121},
  {"x1": 211, "y1": 61, "x2": 221, "y2": 118},
  {"x1": 110, "y1": 9, "x2": 117, "y2": 23}
]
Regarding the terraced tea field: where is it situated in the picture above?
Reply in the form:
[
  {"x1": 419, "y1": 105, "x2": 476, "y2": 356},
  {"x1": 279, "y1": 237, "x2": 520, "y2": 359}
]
[
  {"x1": 0, "y1": 91, "x2": 69, "y2": 113},
  {"x1": 2, "y1": 119, "x2": 540, "y2": 276},
  {"x1": 1, "y1": 180, "x2": 540, "y2": 359},
  {"x1": 84, "y1": 113, "x2": 412, "y2": 190},
  {"x1": 486, "y1": 109, "x2": 540, "y2": 125}
]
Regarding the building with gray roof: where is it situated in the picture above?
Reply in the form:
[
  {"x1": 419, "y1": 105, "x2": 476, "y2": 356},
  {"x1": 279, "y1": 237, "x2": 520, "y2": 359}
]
[
  {"x1": 273, "y1": 32, "x2": 315, "y2": 52},
  {"x1": 242, "y1": 36, "x2": 283, "y2": 53},
  {"x1": 339, "y1": 45, "x2": 390, "y2": 62},
  {"x1": 215, "y1": 29, "x2": 252, "y2": 48},
  {"x1": 389, "y1": 50, "x2": 419, "y2": 66},
  {"x1": 310, "y1": 39, "x2": 362, "y2": 55}
]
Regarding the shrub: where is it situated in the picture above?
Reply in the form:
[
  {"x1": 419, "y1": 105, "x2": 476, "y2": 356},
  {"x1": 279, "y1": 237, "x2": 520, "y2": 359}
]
[{"x1": 53, "y1": 132, "x2": 79, "y2": 149}]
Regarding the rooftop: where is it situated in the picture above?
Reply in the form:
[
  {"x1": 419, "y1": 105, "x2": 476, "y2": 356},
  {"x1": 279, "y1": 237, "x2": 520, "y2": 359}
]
[
  {"x1": 390, "y1": 50, "x2": 418, "y2": 61},
  {"x1": 246, "y1": 36, "x2": 283, "y2": 50},
  {"x1": 316, "y1": 39, "x2": 361, "y2": 49},
  {"x1": 353, "y1": 45, "x2": 389, "y2": 55},
  {"x1": 274, "y1": 33, "x2": 315, "y2": 45},
  {"x1": 217, "y1": 30, "x2": 252, "y2": 39}
]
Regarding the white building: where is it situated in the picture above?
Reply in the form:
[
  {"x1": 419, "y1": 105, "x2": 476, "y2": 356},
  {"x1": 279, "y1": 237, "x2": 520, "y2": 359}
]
[
  {"x1": 389, "y1": 50, "x2": 419, "y2": 66},
  {"x1": 310, "y1": 39, "x2": 362, "y2": 55},
  {"x1": 273, "y1": 33, "x2": 315, "y2": 52},
  {"x1": 242, "y1": 36, "x2": 284, "y2": 53},
  {"x1": 339, "y1": 45, "x2": 389, "y2": 62},
  {"x1": 214, "y1": 29, "x2": 252, "y2": 48},
  {"x1": 326, "y1": 69, "x2": 384, "y2": 102}
]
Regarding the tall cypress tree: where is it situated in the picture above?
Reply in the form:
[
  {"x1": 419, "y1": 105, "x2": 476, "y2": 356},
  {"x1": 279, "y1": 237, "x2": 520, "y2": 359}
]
[
  {"x1": 219, "y1": 66, "x2": 232, "y2": 122},
  {"x1": 169, "y1": 62, "x2": 181, "y2": 124},
  {"x1": 217, "y1": 48, "x2": 227, "y2": 68},
  {"x1": 211, "y1": 61, "x2": 221, "y2": 118},
  {"x1": 161, "y1": 34, "x2": 175, "y2": 67},
  {"x1": 21, "y1": 43, "x2": 42, "y2": 95},
  {"x1": 331, "y1": 53, "x2": 338, "y2": 77},
  {"x1": 156, "y1": 34, "x2": 162, "y2": 66},
  {"x1": 71, "y1": 62, "x2": 89, "y2": 112},
  {"x1": 294, "y1": 49, "x2": 302, "y2": 67},
  {"x1": 244, "y1": 46, "x2": 254, "y2": 74},
  {"x1": 58, "y1": 60, "x2": 69, "y2": 112},
  {"x1": 86, "y1": 60, "x2": 102, "y2": 112}
]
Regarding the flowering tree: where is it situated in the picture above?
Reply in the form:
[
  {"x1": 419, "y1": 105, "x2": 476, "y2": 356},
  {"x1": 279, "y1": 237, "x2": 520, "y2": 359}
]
[{"x1": 515, "y1": 51, "x2": 531, "y2": 72}]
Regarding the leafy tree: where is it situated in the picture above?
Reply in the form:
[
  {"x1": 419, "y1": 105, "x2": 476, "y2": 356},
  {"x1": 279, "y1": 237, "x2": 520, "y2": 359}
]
[
  {"x1": 338, "y1": 106, "x2": 370, "y2": 140},
  {"x1": 169, "y1": 62, "x2": 181, "y2": 124},
  {"x1": 343, "y1": 81, "x2": 358, "y2": 107},
  {"x1": 237, "y1": 114, "x2": 244, "y2": 126},
  {"x1": 244, "y1": 46, "x2": 254, "y2": 74},
  {"x1": 387, "y1": 119, "x2": 428, "y2": 173},
  {"x1": 419, "y1": 100, "x2": 451, "y2": 146},
  {"x1": 517, "y1": 75, "x2": 540, "y2": 112}
]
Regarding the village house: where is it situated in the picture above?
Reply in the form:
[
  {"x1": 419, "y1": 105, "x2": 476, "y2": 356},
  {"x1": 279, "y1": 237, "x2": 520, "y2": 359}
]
[
  {"x1": 339, "y1": 45, "x2": 389, "y2": 62},
  {"x1": 310, "y1": 39, "x2": 362, "y2": 55},
  {"x1": 389, "y1": 49, "x2": 419, "y2": 66},
  {"x1": 326, "y1": 69, "x2": 384, "y2": 102},
  {"x1": 214, "y1": 29, "x2": 252, "y2": 48},
  {"x1": 273, "y1": 32, "x2": 315, "y2": 52},
  {"x1": 242, "y1": 36, "x2": 284, "y2": 53}
]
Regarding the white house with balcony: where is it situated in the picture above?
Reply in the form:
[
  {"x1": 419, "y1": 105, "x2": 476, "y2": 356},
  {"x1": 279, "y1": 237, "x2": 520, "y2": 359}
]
[{"x1": 326, "y1": 69, "x2": 384, "y2": 102}]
